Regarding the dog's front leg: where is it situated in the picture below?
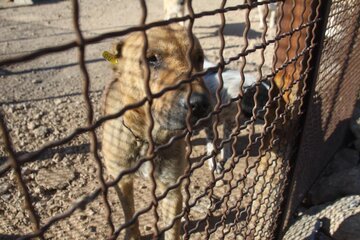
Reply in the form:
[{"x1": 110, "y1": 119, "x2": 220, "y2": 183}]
[
  {"x1": 114, "y1": 176, "x2": 141, "y2": 240},
  {"x1": 222, "y1": 120, "x2": 234, "y2": 167},
  {"x1": 206, "y1": 127, "x2": 226, "y2": 174},
  {"x1": 160, "y1": 184, "x2": 183, "y2": 240},
  {"x1": 257, "y1": 1, "x2": 267, "y2": 29},
  {"x1": 205, "y1": 127, "x2": 217, "y2": 172}
]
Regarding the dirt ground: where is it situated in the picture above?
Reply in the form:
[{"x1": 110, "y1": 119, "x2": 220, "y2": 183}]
[{"x1": 0, "y1": 0, "x2": 278, "y2": 239}]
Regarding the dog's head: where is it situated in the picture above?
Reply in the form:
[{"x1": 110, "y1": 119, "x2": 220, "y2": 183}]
[{"x1": 111, "y1": 24, "x2": 210, "y2": 140}]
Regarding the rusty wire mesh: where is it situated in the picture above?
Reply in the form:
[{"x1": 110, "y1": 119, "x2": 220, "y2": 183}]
[
  {"x1": 279, "y1": 0, "x2": 360, "y2": 236},
  {"x1": 0, "y1": 0, "x2": 351, "y2": 239}
]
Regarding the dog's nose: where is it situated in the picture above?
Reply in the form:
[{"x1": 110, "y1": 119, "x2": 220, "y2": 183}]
[{"x1": 180, "y1": 93, "x2": 210, "y2": 119}]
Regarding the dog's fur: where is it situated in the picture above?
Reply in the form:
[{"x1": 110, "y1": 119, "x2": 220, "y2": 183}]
[
  {"x1": 102, "y1": 24, "x2": 210, "y2": 240},
  {"x1": 163, "y1": 0, "x2": 185, "y2": 20},
  {"x1": 257, "y1": 0, "x2": 280, "y2": 29},
  {"x1": 160, "y1": 0, "x2": 273, "y2": 174},
  {"x1": 203, "y1": 60, "x2": 269, "y2": 173}
]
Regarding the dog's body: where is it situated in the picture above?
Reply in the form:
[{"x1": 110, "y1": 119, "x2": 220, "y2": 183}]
[
  {"x1": 203, "y1": 59, "x2": 269, "y2": 173},
  {"x1": 102, "y1": 24, "x2": 209, "y2": 240}
]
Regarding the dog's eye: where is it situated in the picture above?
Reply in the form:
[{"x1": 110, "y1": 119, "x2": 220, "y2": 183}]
[{"x1": 146, "y1": 55, "x2": 160, "y2": 67}]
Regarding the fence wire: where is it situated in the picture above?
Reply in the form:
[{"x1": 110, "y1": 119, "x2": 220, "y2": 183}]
[
  {"x1": 279, "y1": 0, "x2": 360, "y2": 235},
  {"x1": 0, "y1": 0, "x2": 352, "y2": 239}
]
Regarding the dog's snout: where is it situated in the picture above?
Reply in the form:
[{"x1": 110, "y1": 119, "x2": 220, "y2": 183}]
[
  {"x1": 180, "y1": 93, "x2": 210, "y2": 119},
  {"x1": 190, "y1": 94, "x2": 210, "y2": 118}
]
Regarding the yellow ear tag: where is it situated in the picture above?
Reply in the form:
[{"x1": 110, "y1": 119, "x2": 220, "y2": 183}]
[{"x1": 102, "y1": 51, "x2": 118, "y2": 65}]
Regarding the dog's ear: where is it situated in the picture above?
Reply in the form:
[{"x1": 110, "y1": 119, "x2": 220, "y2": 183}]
[{"x1": 112, "y1": 40, "x2": 124, "y2": 59}]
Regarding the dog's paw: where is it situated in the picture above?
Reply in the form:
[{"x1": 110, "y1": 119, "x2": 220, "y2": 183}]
[
  {"x1": 215, "y1": 162, "x2": 224, "y2": 175},
  {"x1": 207, "y1": 158, "x2": 224, "y2": 175}
]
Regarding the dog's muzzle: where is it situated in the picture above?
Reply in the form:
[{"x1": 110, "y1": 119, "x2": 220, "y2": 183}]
[{"x1": 180, "y1": 93, "x2": 210, "y2": 121}]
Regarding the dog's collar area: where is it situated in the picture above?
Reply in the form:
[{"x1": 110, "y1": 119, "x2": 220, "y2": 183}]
[{"x1": 122, "y1": 120, "x2": 144, "y2": 143}]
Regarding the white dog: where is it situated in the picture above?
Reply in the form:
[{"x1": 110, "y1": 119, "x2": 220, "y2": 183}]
[
  {"x1": 203, "y1": 59, "x2": 269, "y2": 173},
  {"x1": 163, "y1": 0, "x2": 185, "y2": 20},
  {"x1": 257, "y1": 0, "x2": 280, "y2": 29}
]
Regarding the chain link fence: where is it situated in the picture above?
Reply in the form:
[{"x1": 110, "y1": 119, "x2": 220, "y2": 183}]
[
  {"x1": 279, "y1": 0, "x2": 360, "y2": 236},
  {"x1": 0, "y1": 0, "x2": 359, "y2": 239}
]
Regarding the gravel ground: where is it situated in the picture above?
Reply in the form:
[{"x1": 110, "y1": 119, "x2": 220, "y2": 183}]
[{"x1": 0, "y1": 0, "x2": 276, "y2": 239}]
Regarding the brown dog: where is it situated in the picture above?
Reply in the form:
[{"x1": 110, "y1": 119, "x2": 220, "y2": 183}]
[{"x1": 102, "y1": 24, "x2": 210, "y2": 240}]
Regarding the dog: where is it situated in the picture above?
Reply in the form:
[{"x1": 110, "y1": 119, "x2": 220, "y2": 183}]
[
  {"x1": 257, "y1": 0, "x2": 280, "y2": 29},
  {"x1": 163, "y1": 0, "x2": 279, "y2": 30},
  {"x1": 102, "y1": 24, "x2": 210, "y2": 240},
  {"x1": 163, "y1": 0, "x2": 185, "y2": 20},
  {"x1": 203, "y1": 59, "x2": 270, "y2": 173}
]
